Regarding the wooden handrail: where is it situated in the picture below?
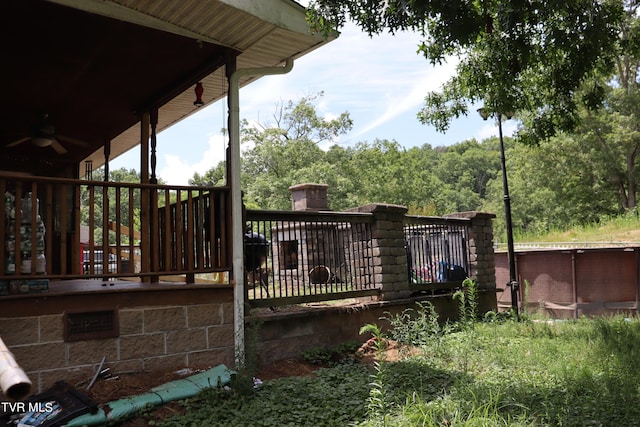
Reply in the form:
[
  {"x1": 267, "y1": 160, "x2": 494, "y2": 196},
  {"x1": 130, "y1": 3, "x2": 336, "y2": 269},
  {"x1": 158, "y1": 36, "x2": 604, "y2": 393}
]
[{"x1": 1, "y1": 175, "x2": 232, "y2": 285}]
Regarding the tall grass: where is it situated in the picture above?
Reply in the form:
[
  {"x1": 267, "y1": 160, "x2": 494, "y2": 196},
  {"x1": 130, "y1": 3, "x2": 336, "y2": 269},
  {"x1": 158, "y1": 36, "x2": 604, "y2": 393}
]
[
  {"x1": 361, "y1": 317, "x2": 640, "y2": 427},
  {"x1": 145, "y1": 313, "x2": 640, "y2": 427},
  {"x1": 515, "y1": 209, "x2": 640, "y2": 243}
]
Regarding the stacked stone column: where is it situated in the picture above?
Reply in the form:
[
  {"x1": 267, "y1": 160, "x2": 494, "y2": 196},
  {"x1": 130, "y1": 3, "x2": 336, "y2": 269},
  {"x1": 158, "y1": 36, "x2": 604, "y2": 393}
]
[{"x1": 349, "y1": 203, "x2": 411, "y2": 300}]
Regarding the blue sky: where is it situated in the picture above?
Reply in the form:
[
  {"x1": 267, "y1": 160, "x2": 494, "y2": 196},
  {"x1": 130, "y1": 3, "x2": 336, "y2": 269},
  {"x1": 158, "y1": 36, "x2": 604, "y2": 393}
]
[{"x1": 111, "y1": 22, "x2": 517, "y2": 185}]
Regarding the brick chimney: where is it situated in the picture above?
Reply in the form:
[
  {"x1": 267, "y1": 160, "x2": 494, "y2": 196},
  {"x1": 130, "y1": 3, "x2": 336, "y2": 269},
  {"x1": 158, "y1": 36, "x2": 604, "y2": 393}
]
[{"x1": 289, "y1": 183, "x2": 329, "y2": 211}]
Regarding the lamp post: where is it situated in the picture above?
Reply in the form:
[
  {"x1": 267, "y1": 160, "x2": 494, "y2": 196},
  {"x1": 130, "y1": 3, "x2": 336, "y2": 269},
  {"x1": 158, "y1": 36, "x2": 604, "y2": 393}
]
[{"x1": 478, "y1": 108, "x2": 519, "y2": 314}]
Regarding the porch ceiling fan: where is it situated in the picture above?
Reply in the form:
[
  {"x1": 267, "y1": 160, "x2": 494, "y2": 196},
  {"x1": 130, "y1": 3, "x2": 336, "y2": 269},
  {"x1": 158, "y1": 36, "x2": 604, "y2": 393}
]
[{"x1": 6, "y1": 113, "x2": 89, "y2": 154}]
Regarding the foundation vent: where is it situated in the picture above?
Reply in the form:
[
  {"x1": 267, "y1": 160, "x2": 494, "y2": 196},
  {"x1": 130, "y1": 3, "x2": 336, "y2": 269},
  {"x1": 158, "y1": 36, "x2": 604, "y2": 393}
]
[{"x1": 64, "y1": 310, "x2": 119, "y2": 341}]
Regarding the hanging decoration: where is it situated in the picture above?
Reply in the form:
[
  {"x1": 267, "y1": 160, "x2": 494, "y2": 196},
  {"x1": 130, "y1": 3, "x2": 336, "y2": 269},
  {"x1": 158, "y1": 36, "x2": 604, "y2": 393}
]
[{"x1": 193, "y1": 82, "x2": 204, "y2": 107}]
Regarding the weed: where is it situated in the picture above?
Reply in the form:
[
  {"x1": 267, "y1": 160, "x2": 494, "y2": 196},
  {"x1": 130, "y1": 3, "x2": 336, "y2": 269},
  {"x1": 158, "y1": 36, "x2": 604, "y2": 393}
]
[
  {"x1": 132, "y1": 314, "x2": 640, "y2": 426},
  {"x1": 384, "y1": 300, "x2": 453, "y2": 355},
  {"x1": 359, "y1": 322, "x2": 391, "y2": 421},
  {"x1": 360, "y1": 323, "x2": 388, "y2": 352},
  {"x1": 301, "y1": 340, "x2": 361, "y2": 366},
  {"x1": 453, "y1": 277, "x2": 478, "y2": 327}
]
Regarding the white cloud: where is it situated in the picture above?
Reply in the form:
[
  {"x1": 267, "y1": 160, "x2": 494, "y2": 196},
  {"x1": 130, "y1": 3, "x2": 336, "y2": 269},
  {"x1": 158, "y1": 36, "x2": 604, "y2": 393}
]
[
  {"x1": 117, "y1": 18, "x2": 481, "y2": 179},
  {"x1": 159, "y1": 134, "x2": 226, "y2": 185},
  {"x1": 474, "y1": 119, "x2": 518, "y2": 142},
  {"x1": 353, "y1": 60, "x2": 458, "y2": 138},
  {"x1": 234, "y1": 22, "x2": 461, "y2": 149}
]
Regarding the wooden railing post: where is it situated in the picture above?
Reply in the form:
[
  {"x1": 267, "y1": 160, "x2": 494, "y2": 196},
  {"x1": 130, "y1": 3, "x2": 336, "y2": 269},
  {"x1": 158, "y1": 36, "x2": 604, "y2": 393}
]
[{"x1": 140, "y1": 112, "x2": 151, "y2": 282}]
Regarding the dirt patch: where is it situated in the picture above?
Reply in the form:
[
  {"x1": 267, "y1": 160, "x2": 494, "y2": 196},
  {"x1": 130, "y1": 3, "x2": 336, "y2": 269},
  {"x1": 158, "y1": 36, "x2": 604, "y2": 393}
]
[
  {"x1": 85, "y1": 339, "x2": 409, "y2": 404},
  {"x1": 256, "y1": 357, "x2": 321, "y2": 380}
]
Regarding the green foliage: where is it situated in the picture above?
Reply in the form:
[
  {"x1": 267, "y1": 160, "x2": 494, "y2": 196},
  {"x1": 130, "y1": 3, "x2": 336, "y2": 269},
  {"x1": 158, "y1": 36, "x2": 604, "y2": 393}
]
[
  {"x1": 239, "y1": 92, "x2": 353, "y2": 210},
  {"x1": 359, "y1": 323, "x2": 387, "y2": 350},
  {"x1": 366, "y1": 360, "x2": 388, "y2": 422},
  {"x1": 358, "y1": 323, "x2": 390, "y2": 420},
  {"x1": 384, "y1": 301, "x2": 452, "y2": 349},
  {"x1": 304, "y1": 0, "x2": 640, "y2": 222},
  {"x1": 453, "y1": 278, "x2": 479, "y2": 326},
  {"x1": 300, "y1": 341, "x2": 361, "y2": 366},
  {"x1": 159, "y1": 363, "x2": 371, "y2": 427},
  {"x1": 135, "y1": 314, "x2": 640, "y2": 427},
  {"x1": 190, "y1": 161, "x2": 226, "y2": 186},
  {"x1": 517, "y1": 208, "x2": 640, "y2": 243},
  {"x1": 308, "y1": 0, "x2": 626, "y2": 144},
  {"x1": 190, "y1": 86, "x2": 640, "y2": 241}
]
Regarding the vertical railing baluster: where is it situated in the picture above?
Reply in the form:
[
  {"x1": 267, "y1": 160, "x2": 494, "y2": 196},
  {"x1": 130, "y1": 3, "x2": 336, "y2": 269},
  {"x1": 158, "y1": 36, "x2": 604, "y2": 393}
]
[
  {"x1": 186, "y1": 191, "x2": 194, "y2": 272},
  {"x1": 0, "y1": 180, "x2": 6, "y2": 275},
  {"x1": 86, "y1": 185, "x2": 94, "y2": 274},
  {"x1": 115, "y1": 186, "x2": 122, "y2": 274},
  {"x1": 128, "y1": 187, "x2": 135, "y2": 275},
  {"x1": 101, "y1": 183, "x2": 109, "y2": 277}
]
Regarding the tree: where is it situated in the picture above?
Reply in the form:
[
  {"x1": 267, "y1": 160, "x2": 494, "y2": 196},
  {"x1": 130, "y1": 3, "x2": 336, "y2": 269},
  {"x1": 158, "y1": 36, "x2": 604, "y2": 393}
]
[
  {"x1": 577, "y1": 87, "x2": 640, "y2": 210},
  {"x1": 431, "y1": 139, "x2": 500, "y2": 211},
  {"x1": 190, "y1": 162, "x2": 226, "y2": 187},
  {"x1": 239, "y1": 92, "x2": 353, "y2": 209},
  {"x1": 307, "y1": 0, "x2": 625, "y2": 143},
  {"x1": 80, "y1": 167, "x2": 145, "y2": 244}
]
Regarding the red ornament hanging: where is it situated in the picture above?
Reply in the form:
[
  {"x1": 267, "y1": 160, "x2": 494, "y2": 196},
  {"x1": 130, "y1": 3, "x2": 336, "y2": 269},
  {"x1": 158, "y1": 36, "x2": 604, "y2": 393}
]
[{"x1": 193, "y1": 82, "x2": 204, "y2": 107}]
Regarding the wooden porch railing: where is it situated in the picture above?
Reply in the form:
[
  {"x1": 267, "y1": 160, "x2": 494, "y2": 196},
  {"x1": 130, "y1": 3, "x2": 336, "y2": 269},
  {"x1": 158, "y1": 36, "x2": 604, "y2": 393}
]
[{"x1": 0, "y1": 173, "x2": 232, "y2": 289}]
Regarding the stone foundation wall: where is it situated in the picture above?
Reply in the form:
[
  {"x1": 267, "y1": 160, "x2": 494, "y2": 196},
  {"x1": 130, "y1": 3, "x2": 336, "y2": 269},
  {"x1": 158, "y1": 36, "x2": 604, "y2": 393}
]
[{"x1": 0, "y1": 300, "x2": 234, "y2": 393}]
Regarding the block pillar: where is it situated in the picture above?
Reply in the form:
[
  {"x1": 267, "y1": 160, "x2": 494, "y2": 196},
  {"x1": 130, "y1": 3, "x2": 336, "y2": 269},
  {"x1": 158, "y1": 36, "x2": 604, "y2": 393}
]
[{"x1": 349, "y1": 203, "x2": 410, "y2": 300}]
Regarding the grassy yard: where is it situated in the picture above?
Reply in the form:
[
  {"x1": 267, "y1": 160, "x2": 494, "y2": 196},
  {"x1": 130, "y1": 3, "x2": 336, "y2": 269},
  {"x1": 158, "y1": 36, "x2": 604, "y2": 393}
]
[
  {"x1": 515, "y1": 210, "x2": 640, "y2": 244},
  {"x1": 136, "y1": 301, "x2": 640, "y2": 427}
]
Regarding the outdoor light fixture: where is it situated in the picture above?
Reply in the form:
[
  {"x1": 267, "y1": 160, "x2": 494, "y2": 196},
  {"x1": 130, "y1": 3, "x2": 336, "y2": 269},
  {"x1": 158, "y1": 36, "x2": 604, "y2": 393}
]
[
  {"x1": 477, "y1": 107, "x2": 490, "y2": 120},
  {"x1": 193, "y1": 82, "x2": 204, "y2": 107},
  {"x1": 478, "y1": 107, "x2": 519, "y2": 314}
]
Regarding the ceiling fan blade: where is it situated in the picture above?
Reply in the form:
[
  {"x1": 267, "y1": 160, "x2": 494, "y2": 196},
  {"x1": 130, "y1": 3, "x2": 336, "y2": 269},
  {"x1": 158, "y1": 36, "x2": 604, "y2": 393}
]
[
  {"x1": 57, "y1": 135, "x2": 90, "y2": 147},
  {"x1": 6, "y1": 137, "x2": 31, "y2": 147},
  {"x1": 50, "y1": 138, "x2": 68, "y2": 154}
]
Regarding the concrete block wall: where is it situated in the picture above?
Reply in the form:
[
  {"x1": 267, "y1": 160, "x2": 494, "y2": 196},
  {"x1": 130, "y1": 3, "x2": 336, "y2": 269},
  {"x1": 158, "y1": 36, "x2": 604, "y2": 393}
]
[
  {"x1": 249, "y1": 294, "x2": 462, "y2": 364},
  {"x1": 0, "y1": 302, "x2": 235, "y2": 393},
  {"x1": 349, "y1": 204, "x2": 411, "y2": 300}
]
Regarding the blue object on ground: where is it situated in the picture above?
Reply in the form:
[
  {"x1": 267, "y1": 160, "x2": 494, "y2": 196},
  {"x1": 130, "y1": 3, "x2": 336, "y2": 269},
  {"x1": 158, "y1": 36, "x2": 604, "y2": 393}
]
[{"x1": 63, "y1": 364, "x2": 235, "y2": 427}]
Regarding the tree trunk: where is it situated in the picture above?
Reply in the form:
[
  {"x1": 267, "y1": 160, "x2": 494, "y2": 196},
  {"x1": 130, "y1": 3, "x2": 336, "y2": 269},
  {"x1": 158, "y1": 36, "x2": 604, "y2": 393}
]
[{"x1": 626, "y1": 148, "x2": 638, "y2": 209}]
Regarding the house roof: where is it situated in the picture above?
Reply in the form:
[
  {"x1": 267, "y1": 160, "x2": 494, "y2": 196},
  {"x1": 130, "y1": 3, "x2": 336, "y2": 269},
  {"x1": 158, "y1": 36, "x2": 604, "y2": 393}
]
[{"x1": 0, "y1": 0, "x2": 331, "y2": 176}]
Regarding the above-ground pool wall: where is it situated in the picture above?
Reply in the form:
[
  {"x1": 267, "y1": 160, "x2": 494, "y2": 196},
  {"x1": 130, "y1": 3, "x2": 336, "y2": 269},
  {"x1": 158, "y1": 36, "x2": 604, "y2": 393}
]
[{"x1": 495, "y1": 247, "x2": 640, "y2": 318}]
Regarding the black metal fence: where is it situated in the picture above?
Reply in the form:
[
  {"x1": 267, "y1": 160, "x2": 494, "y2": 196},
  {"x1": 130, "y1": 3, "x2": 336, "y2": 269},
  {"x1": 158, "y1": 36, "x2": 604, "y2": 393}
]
[
  {"x1": 245, "y1": 210, "x2": 378, "y2": 307},
  {"x1": 404, "y1": 215, "x2": 472, "y2": 293}
]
